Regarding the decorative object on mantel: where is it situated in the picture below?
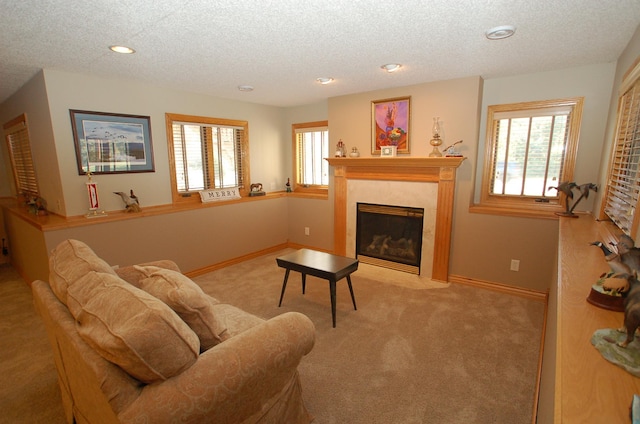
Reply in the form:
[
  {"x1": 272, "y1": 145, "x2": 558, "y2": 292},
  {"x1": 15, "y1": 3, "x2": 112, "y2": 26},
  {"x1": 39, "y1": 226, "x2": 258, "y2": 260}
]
[
  {"x1": 249, "y1": 183, "x2": 266, "y2": 197},
  {"x1": 444, "y1": 140, "x2": 464, "y2": 157},
  {"x1": 547, "y1": 181, "x2": 598, "y2": 217},
  {"x1": 429, "y1": 117, "x2": 443, "y2": 157},
  {"x1": 371, "y1": 96, "x2": 410, "y2": 155},
  {"x1": 335, "y1": 139, "x2": 346, "y2": 157},
  {"x1": 198, "y1": 187, "x2": 241, "y2": 203},
  {"x1": 349, "y1": 147, "x2": 360, "y2": 157},
  {"x1": 85, "y1": 171, "x2": 107, "y2": 218},
  {"x1": 380, "y1": 145, "x2": 397, "y2": 157},
  {"x1": 114, "y1": 190, "x2": 141, "y2": 212},
  {"x1": 286, "y1": 178, "x2": 292, "y2": 192}
]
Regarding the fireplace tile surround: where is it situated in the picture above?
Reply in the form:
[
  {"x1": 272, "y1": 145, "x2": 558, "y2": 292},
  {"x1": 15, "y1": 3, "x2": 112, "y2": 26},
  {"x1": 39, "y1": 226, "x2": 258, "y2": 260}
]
[{"x1": 326, "y1": 157, "x2": 465, "y2": 282}]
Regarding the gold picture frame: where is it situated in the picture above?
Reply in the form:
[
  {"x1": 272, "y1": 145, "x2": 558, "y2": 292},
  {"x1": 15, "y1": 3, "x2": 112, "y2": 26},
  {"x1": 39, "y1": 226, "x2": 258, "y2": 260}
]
[{"x1": 371, "y1": 96, "x2": 411, "y2": 155}]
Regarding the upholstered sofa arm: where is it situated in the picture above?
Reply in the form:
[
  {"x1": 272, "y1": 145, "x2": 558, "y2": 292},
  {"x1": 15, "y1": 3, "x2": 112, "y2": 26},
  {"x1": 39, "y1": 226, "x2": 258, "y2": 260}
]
[{"x1": 118, "y1": 311, "x2": 315, "y2": 424}]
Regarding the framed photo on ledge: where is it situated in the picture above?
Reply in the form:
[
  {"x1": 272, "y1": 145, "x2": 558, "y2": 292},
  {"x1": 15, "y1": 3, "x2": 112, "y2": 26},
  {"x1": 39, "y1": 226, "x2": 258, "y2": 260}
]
[
  {"x1": 70, "y1": 110, "x2": 155, "y2": 175},
  {"x1": 371, "y1": 96, "x2": 411, "y2": 155}
]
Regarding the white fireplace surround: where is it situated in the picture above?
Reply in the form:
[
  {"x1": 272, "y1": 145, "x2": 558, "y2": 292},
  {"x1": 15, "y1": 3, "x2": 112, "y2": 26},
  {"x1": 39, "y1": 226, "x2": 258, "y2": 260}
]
[{"x1": 326, "y1": 157, "x2": 465, "y2": 282}]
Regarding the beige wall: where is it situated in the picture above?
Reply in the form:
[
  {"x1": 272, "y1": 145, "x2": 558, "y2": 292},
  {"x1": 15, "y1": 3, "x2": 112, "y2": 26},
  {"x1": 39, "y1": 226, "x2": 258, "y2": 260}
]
[
  {"x1": 0, "y1": 58, "x2": 629, "y2": 290},
  {"x1": 42, "y1": 69, "x2": 290, "y2": 217}
]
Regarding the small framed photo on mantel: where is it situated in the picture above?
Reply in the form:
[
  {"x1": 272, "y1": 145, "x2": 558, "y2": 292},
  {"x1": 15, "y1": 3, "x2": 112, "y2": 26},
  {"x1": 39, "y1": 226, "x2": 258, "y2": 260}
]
[{"x1": 371, "y1": 96, "x2": 410, "y2": 155}]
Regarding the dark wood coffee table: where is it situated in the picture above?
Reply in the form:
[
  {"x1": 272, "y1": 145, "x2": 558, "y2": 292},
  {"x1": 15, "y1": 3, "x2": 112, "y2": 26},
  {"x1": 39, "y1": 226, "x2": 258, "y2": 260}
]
[{"x1": 277, "y1": 249, "x2": 358, "y2": 327}]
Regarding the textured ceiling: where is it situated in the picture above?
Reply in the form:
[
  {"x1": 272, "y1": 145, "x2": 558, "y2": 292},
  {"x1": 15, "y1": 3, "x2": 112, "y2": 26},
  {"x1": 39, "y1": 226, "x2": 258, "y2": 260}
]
[{"x1": 1, "y1": 0, "x2": 640, "y2": 107}]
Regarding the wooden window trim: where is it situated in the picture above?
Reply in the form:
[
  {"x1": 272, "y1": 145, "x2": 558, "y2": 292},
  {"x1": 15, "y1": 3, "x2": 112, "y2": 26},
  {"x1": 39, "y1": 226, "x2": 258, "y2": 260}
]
[
  {"x1": 166, "y1": 113, "x2": 250, "y2": 204},
  {"x1": 291, "y1": 120, "x2": 329, "y2": 194},
  {"x1": 473, "y1": 97, "x2": 583, "y2": 218}
]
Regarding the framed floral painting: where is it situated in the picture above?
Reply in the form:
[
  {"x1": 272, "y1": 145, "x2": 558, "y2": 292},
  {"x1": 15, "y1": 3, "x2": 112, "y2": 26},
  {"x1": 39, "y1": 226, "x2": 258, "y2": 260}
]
[{"x1": 371, "y1": 96, "x2": 410, "y2": 155}]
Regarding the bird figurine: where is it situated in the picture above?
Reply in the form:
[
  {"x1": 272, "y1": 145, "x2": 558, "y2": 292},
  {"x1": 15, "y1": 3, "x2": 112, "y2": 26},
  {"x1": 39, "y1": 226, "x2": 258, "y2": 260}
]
[
  {"x1": 591, "y1": 241, "x2": 631, "y2": 275},
  {"x1": 548, "y1": 181, "x2": 578, "y2": 215},
  {"x1": 114, "y1": 190, "x2": 141, "y2": 213},
  {"x1": 614, "y1": 234, "x2": 640, "y2": 274}
]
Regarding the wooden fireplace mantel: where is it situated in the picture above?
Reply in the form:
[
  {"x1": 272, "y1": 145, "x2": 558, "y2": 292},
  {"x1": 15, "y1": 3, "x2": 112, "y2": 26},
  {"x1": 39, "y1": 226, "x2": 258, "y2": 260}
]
[{"x1": 325, "y1": 156, "x2": 465, "y2": 282}]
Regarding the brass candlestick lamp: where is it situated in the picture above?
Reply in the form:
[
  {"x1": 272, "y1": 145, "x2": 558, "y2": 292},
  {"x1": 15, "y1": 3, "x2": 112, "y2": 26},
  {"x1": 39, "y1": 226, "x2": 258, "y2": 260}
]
[{"x1": 429, "y1": 117, "x2": 443, "y2": 157}]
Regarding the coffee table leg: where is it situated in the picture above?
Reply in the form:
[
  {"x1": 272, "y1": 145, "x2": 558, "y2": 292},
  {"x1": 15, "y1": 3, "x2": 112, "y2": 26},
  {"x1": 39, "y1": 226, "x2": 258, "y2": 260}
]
[
  {"x1": 302, "y1": 273, "x2": 306, "y2": 294},
  {"x1": 347, "y1": 275, "x2": 357, "y2": 310},
  {"x1": 278, "y1": 269, "x2": 291, "y2": 307},
  {"x1": 330, "y1": 279, "x2": 337, "y2": 328}
]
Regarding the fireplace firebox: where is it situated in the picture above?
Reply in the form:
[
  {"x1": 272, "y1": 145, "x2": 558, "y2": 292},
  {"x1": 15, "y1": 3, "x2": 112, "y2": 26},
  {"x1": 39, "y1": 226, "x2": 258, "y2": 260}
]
[{"x1": 356, "y1": 202, "x2": 424, "y2": 274}]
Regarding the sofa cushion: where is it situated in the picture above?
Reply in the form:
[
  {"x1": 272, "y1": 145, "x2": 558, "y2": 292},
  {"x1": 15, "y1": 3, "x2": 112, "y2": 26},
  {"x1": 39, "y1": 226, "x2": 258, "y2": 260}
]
[
  {"x1": 115, "y1": 260, "x2": 182, "y2": 288},
  {"x1": 66, "y1": 271, "x2": 200, "y2": 383},
  {"x1": 49, "y1": 239, "x2": 117, "y2": 305},
  {"x1": 134, "y1": 265, "x2": 229, "y2": 350}
]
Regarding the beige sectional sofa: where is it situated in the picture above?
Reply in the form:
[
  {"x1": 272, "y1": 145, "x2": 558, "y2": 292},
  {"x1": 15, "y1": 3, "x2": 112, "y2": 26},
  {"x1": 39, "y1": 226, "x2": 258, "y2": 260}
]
[{"x1": 32, "y1": 239, "x2": 315, "y2": 424}]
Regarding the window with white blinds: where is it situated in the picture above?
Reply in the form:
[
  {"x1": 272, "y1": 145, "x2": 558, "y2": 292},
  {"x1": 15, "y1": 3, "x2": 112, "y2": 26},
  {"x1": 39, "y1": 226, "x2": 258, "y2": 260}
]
[
  {"x1": 602, "y1": 63, "x2": 640, "y2": 236},
  {"x1": 3, "y1": 114, "x2": 39, "y2": 197},
  {"x1": 292, "y1": 121, "x2": 329, "y2": 193},
  {"x1": 166, "y1": 113, "x2": 249, "y2": 202}
]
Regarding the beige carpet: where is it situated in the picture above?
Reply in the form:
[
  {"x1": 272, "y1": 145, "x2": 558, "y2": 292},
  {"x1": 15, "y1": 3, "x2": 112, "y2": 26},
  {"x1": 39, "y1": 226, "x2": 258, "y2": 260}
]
[
  {"x1": 193, "y1": 249, "x2": 545, "y2": 423},
  {"x1": 0, "y1": 250, "x2": 545, "y2": 423}
]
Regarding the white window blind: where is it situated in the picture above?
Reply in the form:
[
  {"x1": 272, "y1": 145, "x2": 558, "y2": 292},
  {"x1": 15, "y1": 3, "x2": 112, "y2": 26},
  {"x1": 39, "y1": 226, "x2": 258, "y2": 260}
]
[
  {"x1": 293, "y1": 122, "x2": 329, "y2": 189},
  {"x1": 3, "y1": 114, "x2": 39, "y2": 197},
  {"x1": 603, "y1": 77, "x2": 640, "y2": 236},
  {"x1": 171, "y1": 122, "x2": 244, "y2": 193}
]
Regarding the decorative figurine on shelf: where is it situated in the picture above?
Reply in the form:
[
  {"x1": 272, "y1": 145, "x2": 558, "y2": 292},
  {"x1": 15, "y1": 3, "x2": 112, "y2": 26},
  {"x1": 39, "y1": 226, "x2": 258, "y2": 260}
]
[
  {"x1": 335, "y1": 139, "x2": 346, "y2": 157},
  {"x1": 349, "y1": 147, "x2": 360, "y2": 157},
  {"x1": 114, "y1": 190, "x2": 141, "y2": 213},
  {"x1": 286, "y1": 178, "x2": 292, "y2": 192},
  {"x1": 26, "y1": 195, "x2": 48, "y2": 216},
  {"x1": 85, "y1": 170, "x2": 107, "y2": 218},
  {"x1": 547, "y1": 182, "x2": 598, "y2": 217},
  {"x1": 249, "y1": 183, "x2": 266, "y2": 197}
]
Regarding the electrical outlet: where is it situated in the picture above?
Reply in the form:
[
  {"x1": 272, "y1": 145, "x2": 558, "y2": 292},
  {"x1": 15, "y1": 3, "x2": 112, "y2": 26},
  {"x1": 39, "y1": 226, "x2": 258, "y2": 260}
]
[
  {"x1": 510, "y1": 259, "x2": 520, "y2": 272},
  {"x1": 305, "y1": 227, "x2": 310, "y2": 236}
]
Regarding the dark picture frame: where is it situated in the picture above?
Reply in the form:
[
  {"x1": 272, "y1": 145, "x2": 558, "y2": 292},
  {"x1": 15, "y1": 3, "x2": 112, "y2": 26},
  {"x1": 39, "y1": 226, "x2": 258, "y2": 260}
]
[
  {"x1": 371, "y1": 96, "x2": 411, "y2": 155},
  {"x1": 70, "y1": 109, "x2": 155, "y2": 175}
]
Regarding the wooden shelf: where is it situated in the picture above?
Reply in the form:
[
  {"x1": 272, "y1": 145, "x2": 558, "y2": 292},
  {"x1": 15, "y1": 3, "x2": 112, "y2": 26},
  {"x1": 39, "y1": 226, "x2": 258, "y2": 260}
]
[{"x1": 556, "y1": 215, "x2": 640, "y2": 422}]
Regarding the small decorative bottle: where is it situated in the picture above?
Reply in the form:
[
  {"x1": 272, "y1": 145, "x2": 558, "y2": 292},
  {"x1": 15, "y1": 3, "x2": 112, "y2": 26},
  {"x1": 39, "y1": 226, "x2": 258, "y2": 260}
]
[{"x1": 335, "y1": 139, "x2": 346, "y2": 157}]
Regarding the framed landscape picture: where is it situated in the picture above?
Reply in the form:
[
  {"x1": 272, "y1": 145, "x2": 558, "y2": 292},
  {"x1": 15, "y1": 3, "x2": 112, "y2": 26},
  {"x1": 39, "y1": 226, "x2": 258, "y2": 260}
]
[
  {"x1": 371, "y1": 96, "x2": 411, "y2": 155},
  {"x1": 70, "y1": 110, "x2": 155, "y2": 174}
]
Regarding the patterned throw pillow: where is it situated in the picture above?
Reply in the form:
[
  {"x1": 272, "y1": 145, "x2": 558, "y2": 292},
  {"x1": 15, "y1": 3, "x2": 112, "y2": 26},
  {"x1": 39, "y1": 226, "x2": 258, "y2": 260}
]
[{"x1": 66, "y1": 271, "x2": 200, "y2": 383}]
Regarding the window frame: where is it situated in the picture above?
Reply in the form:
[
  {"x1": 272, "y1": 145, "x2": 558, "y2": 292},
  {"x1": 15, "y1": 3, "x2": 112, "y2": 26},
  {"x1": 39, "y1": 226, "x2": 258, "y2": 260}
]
[
  {"x1": 3, "y1": 113, "x2": 39, "y2": 198},
  {"x1": 473, "y1": 97, "x2": 583, "y2": 218},
  {"x1": 165, "y1": 113, "x2": 250, "y2": 204},
  {"x1": 291, "y1": 120, "x2": 329, "y2": 195}
]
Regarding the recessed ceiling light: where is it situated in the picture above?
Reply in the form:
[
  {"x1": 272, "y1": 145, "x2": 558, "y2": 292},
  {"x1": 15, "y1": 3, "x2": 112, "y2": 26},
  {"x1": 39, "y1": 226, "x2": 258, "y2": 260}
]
[
  {"x1": 238, "y1": 85, "x2": 254, "y2": 92},
  {"x1": 485, "y1": 25, "x2": 516, "y2": 40},
  {"x1": 381, "y1": 63, "x2": 401, "y2": 73},
  {"x1": 316, "y1": 77, "x2": 334, "y2": 85},
  {"x1": 109, "y1": 45, "x2": 135, "y2": 54}
]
